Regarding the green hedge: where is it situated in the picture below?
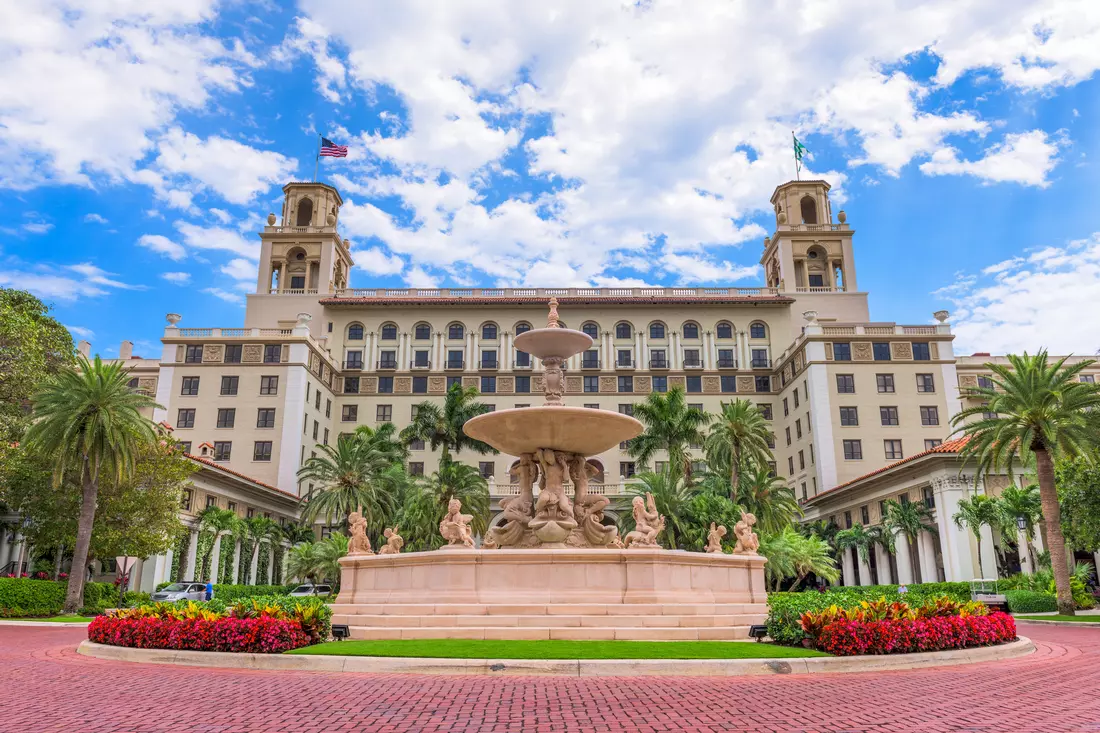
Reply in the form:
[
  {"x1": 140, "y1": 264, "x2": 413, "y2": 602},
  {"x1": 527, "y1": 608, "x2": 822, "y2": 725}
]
[
  {"x1": 1005, "y1": 590, "x2": 1057, "y2": 614},
  {"x1": 154, "y1": 582, "x2": 294, "y2": 600},
  {"x1": 766, "y1": 582, "x2": 974, "y2": 646},
  {"x1": 0, "y1": 579, "x2": 119, "y2": 618}
]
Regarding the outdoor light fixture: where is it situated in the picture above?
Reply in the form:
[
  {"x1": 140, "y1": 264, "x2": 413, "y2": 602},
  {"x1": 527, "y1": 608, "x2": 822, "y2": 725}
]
[
  {"x1": 1016, "y1": 516, "x2": 1028, "y2": 531},
  {"x1": 331, "y1": 624, "x2": 351, "y2": 641},
  {"x1": 748, "y1": 625, "x2": 768, "y2": 642}
]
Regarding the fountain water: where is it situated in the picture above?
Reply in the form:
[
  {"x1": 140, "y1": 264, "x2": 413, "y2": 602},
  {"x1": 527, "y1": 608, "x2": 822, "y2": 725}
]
[{"x1": 332, "y1": 300, "x2": 768, "y2": 640}]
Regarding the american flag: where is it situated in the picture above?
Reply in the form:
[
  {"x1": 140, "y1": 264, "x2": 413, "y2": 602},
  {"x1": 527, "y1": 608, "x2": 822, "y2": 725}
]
[{"x1": 319, "y1": 137, "x2": 348, "y2": 158}]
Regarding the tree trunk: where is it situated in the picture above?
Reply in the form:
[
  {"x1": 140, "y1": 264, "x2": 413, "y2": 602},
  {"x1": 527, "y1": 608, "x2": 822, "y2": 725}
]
[
  {"x1": 53, "y1": 544, "x2": 64, "y2": 581},
  {"x1": 1034, "y1": 448, "x2": 1075, "y2": 615},
  {"x1": 63, "y1": 457, "x2": 98, "y2": 614},
  {"x1": 974, "y1": 534, "x2": 985, "y2": 579},
  {"x1": 729, "y1": 451, "x2": 739, "y2": 502}
]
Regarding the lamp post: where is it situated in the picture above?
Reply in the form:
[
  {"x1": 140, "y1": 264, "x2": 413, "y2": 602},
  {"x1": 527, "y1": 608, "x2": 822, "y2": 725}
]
[{"x1": 1016, "y1": 516, "x2": 1027, "y2": 531}]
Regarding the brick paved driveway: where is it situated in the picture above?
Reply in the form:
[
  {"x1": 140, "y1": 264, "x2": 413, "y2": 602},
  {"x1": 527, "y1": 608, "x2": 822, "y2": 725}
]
[{"x1": 2, "y1": 622, "x2": 1097, "y2": 733}]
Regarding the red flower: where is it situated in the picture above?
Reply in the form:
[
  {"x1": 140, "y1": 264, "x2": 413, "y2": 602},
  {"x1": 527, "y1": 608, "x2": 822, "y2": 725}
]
[
  {"x1": 814, "y1": 613, "x2": 1016, "y2": 656},
  {"x1": 88, "y1": 616, "x2": 310, "y2": 654}
]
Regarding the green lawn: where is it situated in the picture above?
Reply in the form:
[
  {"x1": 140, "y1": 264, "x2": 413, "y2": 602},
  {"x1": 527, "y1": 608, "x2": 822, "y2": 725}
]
[
  {"x1": 11, "y1": 615, "x2": 97, "y2": 623},
  {"x1": 287, "y1": 639, "x2": 828, "y2": 659},
  {"x1": 1016, "y1": 614, "x2": 1100, "y2": 623}
]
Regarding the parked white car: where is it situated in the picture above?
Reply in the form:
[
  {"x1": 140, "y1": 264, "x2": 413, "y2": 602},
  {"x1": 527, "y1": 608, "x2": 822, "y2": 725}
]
[
  {"x1": 288, "y1": 584, "x2": 332, "y2": 598},
  {"x1": 151, "y1": 582, "x2": 209, "y2": 602}
]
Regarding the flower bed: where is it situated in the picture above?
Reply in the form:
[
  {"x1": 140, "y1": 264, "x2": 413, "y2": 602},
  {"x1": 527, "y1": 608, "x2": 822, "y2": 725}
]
[{"x1": 798, "y1": 597, "x2": 1016, "y2": 656}]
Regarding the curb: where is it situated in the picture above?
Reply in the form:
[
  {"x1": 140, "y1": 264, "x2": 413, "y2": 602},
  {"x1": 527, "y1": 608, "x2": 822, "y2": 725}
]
[
  {"x1": 1015, "y1": 619, "x2": 1100, "y2": 628},
  {"x1": 0, "y1": 619, "x2": 91, "y2": 628},
  {"x1": 76, "y1": 637, "x2": 1035, "y2": 677}
]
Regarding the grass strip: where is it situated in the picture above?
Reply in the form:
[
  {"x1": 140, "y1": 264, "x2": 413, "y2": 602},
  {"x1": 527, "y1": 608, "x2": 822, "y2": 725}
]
[{"x1": 1016, "y1": 614, "x2": 1100, "y2": 623}]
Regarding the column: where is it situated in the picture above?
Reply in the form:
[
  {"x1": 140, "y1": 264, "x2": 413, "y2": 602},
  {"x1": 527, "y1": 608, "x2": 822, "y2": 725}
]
[
  {"x1": 875, "y1": 544, "x2": 893, "y2": 585},
  {"x1": 893, "y1": 529, "x2": 914, "y2": 584},
  {"x1": 266, "y1": 544, "x2": 275, "y2": 584},
  {"x1": 603, "y1": 333, "x2": 613, "y2": 371},
  {"x1": 248, "y1": 544, "x2": 259, "y2": 585},
  {"x1": 399, "y1": 332, "x2": 408, "y2": 369},
  {"x1": 434, "y1": 332, "x2": 443, "y2": 370},
  {"x1": 701, "y1": 332, "x2": 711, "y2": 369},
  {"x1": 919, "y1": 531, "x2": 939, "y2": 583},
  {"x1": 367, "y1": 332, "x2": 377, "y2": 370},
  {"x1": 465, "y1": 333, "x2": 474, "y2": 371},
  {"x1": 159, "y1": 549, "x2": 174, "y2": 586},
  {"x1": 858, "y1": 552, "x2": 873, "y2": 586},
  {"x1": 183, "y1": 528, "x2": 199, "y2": 581},
  {"x1": 281, "y1": 544, "x2": 290, "y2": 585},
  {"x1": 841, "y1": 547, "x2": 856, "y2": 586},
  {"x1": 640, "y1": 332, "x2": 648, "y2": 369},
  {"x1": 0, "y1": 530, "x2": 10, "y2": 569},
  {"x1": 231, "y1": 540, "x2": 241, "y2": 585},
  {"x1": 709, "y1": 332, "x2": 720, "y2": 367},
  {"x1": 738, "y1": 331, "x2": 750, "y2": 370},
  {"x1": 1032, "y1": 526, "x2": 1045, "y2": 556},
  {"x1": 978, "y1": 523, "x2": 999, "y2": 579},
  {"x1": 932, "y1": 478, "x2": 979, "y2": 581},
  {"x1": 277, "y1": 262, "x2": 286, "y2": 293},
  {"x1": 634, "y1": 333, "x2": 642, "y2": 368},
  {"x1": 208, "y1": 533, "x2": 223, "y2": 583},
  {"x1": 503, "y1": 333, "x2": 511, "y2": 370},
  {"x1": 1018, "y1": 527, "x2": 1034, "y2": 574},
  {"x1": 670, "y1": 332, "x2": 680, "y2": 370}
]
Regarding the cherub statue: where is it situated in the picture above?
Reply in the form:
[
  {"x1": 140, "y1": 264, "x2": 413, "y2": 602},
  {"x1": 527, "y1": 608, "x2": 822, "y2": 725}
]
[
  {"x1": 439, "y1": 497, "x2": 476, "y2": 548},
  {"x1": 624, "y1": 493, "x2": 665, "y2": 548},
  {"x1": 491, "y1": 455, "x2": 537, "y2": 546},
  {"x1": 534, "y1": 448, "x2": 573, "y2": 519},
  {"x1": 378, "y1": 526, "x2": 404, "y2": 555},
  {"x1": 733, "y1": 511, "x2": 760, "y2": 555},
  {"x1": 705, "y1": 522, "x2": 727, "y2": 554},
  {"x1": 347, "y1": 508, "x2": 373, "y2": 555},
  {"x1": 570, "y1": 456, "x2": 615, "y2": 546}
]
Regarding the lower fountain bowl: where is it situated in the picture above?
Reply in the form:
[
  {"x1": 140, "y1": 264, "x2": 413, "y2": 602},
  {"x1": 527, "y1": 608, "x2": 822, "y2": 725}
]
[
  {"x1": 529, "y1": 517, "x2": 577, "y2": 544},
  {"x1": 464, "y1": 406, "x2": 643, "y2": 456}
]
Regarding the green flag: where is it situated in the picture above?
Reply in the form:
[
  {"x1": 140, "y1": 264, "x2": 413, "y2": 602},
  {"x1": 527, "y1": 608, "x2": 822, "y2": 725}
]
[{"x1": 793, "y1": 135, "x2": 807, "y2": 162}]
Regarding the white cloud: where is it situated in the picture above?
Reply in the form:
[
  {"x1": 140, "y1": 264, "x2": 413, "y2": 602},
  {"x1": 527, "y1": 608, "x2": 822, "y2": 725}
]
[
  {"x1": 174, "y1": 221, "x2": 258, "y2": 259},
  {"x1": 0, "y1": 261, "x2": 138, "y2": 302},
  {"x1": 65, "y1": 325, "x2": 94, "y2": 338},
  {"x1": 351, "y1": 246, "x2": 404, "y2": 275},
  {"x1": 274, "y1": 17, "x2": 348, "y2": 103},
  {"x1": 202, "y1": 287, "x2": 244, "y2": 305},
  {"x1": 22, "y1": 221, "x2": 54, "y2": 234},
  {"x1": 219, "y1": 258, "x2": 255, "y2": 281},
  {"x1": 160, "y1": 271, "x2": 191, "y2": 283},
  {"x1": 659, "y1": 253, "x2": 760, "y2": 284},
  {"x1": 209, "y1": 208, "x2": 233, "y2": 225},
  {"x1": 936, "y1": 232, "x2": 1100, "y2": 354},
  {"x1": 83, "y1": 213, "x2": 109, "y2": 224},
  {"x1": 65, "y1": 263, "x2": 143, "y2": 290},
  {"x1": 404, "y1": 265, "x2": 439, "y2": 288},
  {"x1": 137, "y1": 234, "x2": 187, "y2": 261},
  {"x1": 920, "y1": 131, "x2": 1062, "y2": 187}
]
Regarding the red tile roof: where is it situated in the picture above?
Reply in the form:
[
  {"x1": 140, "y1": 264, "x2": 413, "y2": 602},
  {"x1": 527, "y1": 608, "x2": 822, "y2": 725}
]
[
  {"x1": 803, "y1": 435, "x2": 971, "y2": 506},
  {"x1": 185, "y1": 454, "x2": 300, "y2": 500}
]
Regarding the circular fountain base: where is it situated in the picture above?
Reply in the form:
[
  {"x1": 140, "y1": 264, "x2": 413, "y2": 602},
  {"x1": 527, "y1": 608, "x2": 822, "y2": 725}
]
[{"x1": 333, "y1": 549, "x2": 768, "y2": 641}]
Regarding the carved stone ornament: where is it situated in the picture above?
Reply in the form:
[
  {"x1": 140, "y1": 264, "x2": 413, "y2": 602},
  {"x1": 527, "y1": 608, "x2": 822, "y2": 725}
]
[
  {"x1": 599, "y1": 376, "x2": 617, "y2": 393},
  {"x1": 395, "y1": 377, "x2": 412, "y2": 394},
  {"x1": 892, "y1": 341, "x2": 914, "y2": 360},
  {"x1": 361, "y1": 376, "x2": 378, "y2": 394},
  {"x1": 824, "y1": 343, "x2": 834, "y2": 361},
  {"x1": 705, "y1": 522, "x2": 727, "y2": 554},
  {"x1": 565, "y1": 376, "x2": 583, "y2": 393},
  {"x1": 378, "y1": 527, "x2": 404, "y2": 555},
  {"x1": 634, "y1": 376, "x2": 651, "y2": 394},
  {"x1": 242, "y1": 344, "x2": 264, "y2": 363},
  {"x1": 439, "y1": 498, "x2": 476, "y2": 548},
  {"x1": 852, "y1": 342, "x2": 873, "y2": 361},
  {"x1": 462, "y1": 376, "x2": 479, "y2": 389},
  {"x1": 202, "y1": 344, "x2": 224, "y2": 363},
  {"x1": 703, "y1": 376, "x2": 720, "y2": 394},
  {"x1": 930, "y1": 342, "x2": 939, "y2": 360},
  {"x1": 498, "y1": 376, "x2": 515, "y2": 393},
  {"x1": 736, "y1": 376, "x2": 755, "y2": 393},
  {"x1": 624, "y1": 493, "x2": 665, "y2": 548},
  {"x1": 959, "y1": 375, "x2": 979, "y2": 388},
  {"x1": 309, "y1": 354, "x2": 321, "y2": 375},
  {"x1": 348, "y1": 508, "x2": 373, "y2": 556},
  {"x1": 137, "y1": 377, "x2": 158, "y2": 394},
  {"x1": 533, "y1": 376, "x2": 545, "y2": 392},
  {"x1": 429, "y1": 376, "x2": 447, "y2": 394},
  {"x1": 668, "y1": 375, "x2": 686, "y2": 389},
  {"x1": 732, "y1": 512, "x2": 760, "y2": 555}
]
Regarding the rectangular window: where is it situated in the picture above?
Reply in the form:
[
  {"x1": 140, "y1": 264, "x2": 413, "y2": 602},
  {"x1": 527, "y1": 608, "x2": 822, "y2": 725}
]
[
  {"x1": 478, "y1": 462, "x2": 494, "y2": 479},
  {"x1": 916, "y1": 374, "x2": 935, "y2": 393},
  {"x1": 800, "y1": 482, "x2": 807, "y2": 501},
  {"x1": 618, "y1": 404, "x2": 635, "y2": 417},
  {"x1": 649, "y1": 350, "x2": 667, "y2": 368},
  {"x1": 216, "y1": 408, "x2": 235, "y2": 428},
  {"x1": 515, "y1": 351, "x2": 530, "y2": 367},
  {"x1": 312, "y1": 421, "x2": 319, "y2": 440},
  {"x1": 181, "y1": 489, "x2": 192, "y2": 511},
  {"x1": 176, "y1": 408, "x2": 195, "y2": 428},
  {"x1": 481, "y1": 376, "x2": 496, "y2": 393},
  {"x1": 218, "y1": 375, "x2": 238, "y2": 397},
  {"x1": 652, "y1": 376, "x2": 667, "y2": 393},
  {"x1": 376, "y1": 405, "x2": 393, "y2": 422},
  {"x1": 618, "y1": 376, "x2": 633, "y2": 393},
  {"x1": 795, "y1": 419, "x2": 802, "y2": 439},
  {"x1": 620, "y1": 462, "x2": 636, "y2": 478},
  {"x1": 584, "y1": 376, "x2": 599, "y2": 393},
  {"x1": 759, "y1": 403, "x2": 773, "y2": 420},
  {"x1": 884, "y1": 439, "x2": 903, "y2": 460},
  {"x1": 378, "y1": 350, "x2": 397, "y2": 369},
  {"x1": 920, "y1": 406, "x2": 940, "y2": 426},
  {"x1": 842, "y1": 440, "x2": 862, "y2": 460},
  {"x1": 783, "y1": 398, "x2": 789, "y2": 416},
  {"x1": 515, "y1": 376, "x2": 531, "y2": 393},
  {"x1": 1081, "y1": 374, "x2": 1096, "y2": 384},
  {"x1": 683, "y1": 349, "x2": 700, "y2": 367},
  {"x1": 880, "y1": 406, "x2": 899, "y2": 426},
  {"x1": 413, "y1": 350, "x2": 430, "y2": 368},
  {"x1": 342, "y1": 376, "x2": 359, "y2": 394},
  {"x1": 912, "y1": 343, "x2": 931, "y2": 360},
  {"x1": 256, "y1": 408, "x2": 276, "y2": 428},
  {"x1": 584, "y1": 403, "x2": 599, "y2": 409},
  {"x1": 446, "y1": 376, "x2": 462, "y2": 391},
  {"x1": 325, "y1": 399, "x2": 331, "y2": 418},
  {"x1": 181, "y1": 376, "x2": 200, "y2": 396},
  {"x1": 263, "y1": 344, "x2": 281, "y2": 363},
  {"x1": 721, "y1": 376, "x2": 737, "y2": 393},
  {"x1": 447, "y1": 350, "x2": 464, "y2": 369},
  {"x1": 213, "y1": 441, "x2": 232, "y2": 461},
  {"x1": 344, "y1": 350, "x2": 363, "y2": 370},
  {"x1": 785, "y1": 426, "x2": 791, "y2": 446},
  {"x1": 872, "y1": 342, "x2": 891, "y2": 361},
  {"x1": 717, "y1": 349, "x2": 736, "y2": 368},
  {"x1": 314, "y1": 391, "x2": 321, "y2": 411},
  {"x1": 798, "y1": 450, "x2": 805, "y2": 470},
  {"x1": 793, "y1": 390, "x2": 799, "y2": 409},
  {"x1": 787, "y1": 457, "x2": 795, "y2": 474},
  {"x1": 179, "y1": 441, "x2": 192, "y2": 454},
  {"x1": 925, "y1": 438, "x2": 943, "y2": 451},
  {"x1": 409, "y1": 439, "x2": 425, "y2": 451},
  {"x1": 861, "y1": 506, "x2": 870, "y2": 525},
  {"x1": 582, "y1": 350, "x2": 600, "y2": 369},
  {"x1": 378, "y1": 377, "x2": 394, "y2": 394},
  {"x1": 481, "y1": 350, "x2": 498, "y2": 369},
  {"x1": 323, "y1": 428, "x2": 329, "y2": 445},
  {"x1": 408, "y1": 462, "x2": 424, "y2": 477},
  {"x1": 844, "y1": 511, "x2": 852, "y2": 530},
  {"x1": 184, "y1": 344, "x2": 203, "y2": 363},
  {"x1": 412, "y1": 376, "x2": 428, "y2": 394},
  {"x1": 224, "y1": 344, "x2": 242, "y2": 363},
  {"x1": 751, "y1": 349, "x2": 769, "y2": 369},
  {"x1": 876, "y1": 374, "x2": 895, "y2": 393},
  {"x1": 836, "y1": 374, "x2": 855, "y2": 393},
  {"x1": 260, "y1": 376, "x2": 278, "y2": 395},
  {"x1": 617, "y1": 349, "x2": 633, "y2": 367},
  {"x1": 755, "y1": 376, "x2": 770, "y2": 392},
  {"x1": 686, "y1": 375, "x2": 702, "y2": 393},
  {"x1": 253, "y1": 441, "x2": 272, "y2": 462},
  {"x1": 341, "y1": 404, "x2": 358, "y2": 422},
  {"x1": 833, "y1": 343, "x2": 852, "y2": 361},
  {"x1": 839, "y1": 406, "x2": 858, "y2": 426}
]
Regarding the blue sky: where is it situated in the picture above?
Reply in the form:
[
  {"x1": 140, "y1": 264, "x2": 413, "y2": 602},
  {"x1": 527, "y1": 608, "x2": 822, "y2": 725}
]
[{"x1": 2, "y1": 0, "x2": 1100, "y2": 358}]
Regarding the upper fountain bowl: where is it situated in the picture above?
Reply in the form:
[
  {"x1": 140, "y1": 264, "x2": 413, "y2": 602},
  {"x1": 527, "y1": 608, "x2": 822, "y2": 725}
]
[
  {"x1": 464, "y1": 406, "x2": 643, "y2": 456},
  {"x1": 513, "y1": 328, "x2": 592, "y2": 360}
]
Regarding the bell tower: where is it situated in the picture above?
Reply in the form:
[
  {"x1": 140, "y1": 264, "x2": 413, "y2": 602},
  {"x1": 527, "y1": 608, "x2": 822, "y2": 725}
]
[
  {"x1": 760, "y1": 180, "x2": 856, "y2": 294},
  {"x1": 256, "y1": 182, "x2": 354, "y2": 295}
]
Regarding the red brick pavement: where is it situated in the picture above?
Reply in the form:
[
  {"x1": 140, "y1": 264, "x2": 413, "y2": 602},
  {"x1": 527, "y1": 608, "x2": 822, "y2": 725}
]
[{"x1": 2, "y1": 623, "x2": 1098, "y2": 733}]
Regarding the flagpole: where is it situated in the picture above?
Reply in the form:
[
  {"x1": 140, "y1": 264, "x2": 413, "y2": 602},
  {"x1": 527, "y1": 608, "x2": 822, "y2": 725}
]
[{"x1": 314, "y1": 134, "x2": 321, "y2": 182}]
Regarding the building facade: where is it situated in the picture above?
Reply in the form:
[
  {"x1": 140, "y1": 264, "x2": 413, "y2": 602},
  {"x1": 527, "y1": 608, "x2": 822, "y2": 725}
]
[{"x1": 35, "y1": 178, "x2": 1099, "y2": 587}]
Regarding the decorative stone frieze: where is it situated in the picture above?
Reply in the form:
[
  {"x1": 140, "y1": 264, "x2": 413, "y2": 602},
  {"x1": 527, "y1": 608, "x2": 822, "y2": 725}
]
[
  {"x1": 498, "y1": 376, "x2": 514, "y2": 393},
  {"x1": 361, "y1": 376, "x2": 378, "y2": 394},
  {"x1": 930, "y1": 342, "x2": 939, "y2": 360},
  {"x1": 533, "y1": 376, "x2": 544, "y2": 392},
  {"x1": 565, "y1": 376, "x2": 583, "y2": 393},
  {"x1": 202, "y1": 345, "x2": 224, "y2": 363},
  {"x1": 395, "y1": 377, "x2": 412, "y2": 394},
  {"x1": 958, "y1": 375, "x2": 978, "y2": 388},
  {"x1": 736, "y1": 376, "x2": 755, "y2": 393},
  {"x1": 242, "y1": 345, "x2": 264, "y2": 363},
  {"x1": 668, "y1": 376, "x2": 686, "y2": 390},
  {"x1": 703, "y1": 376, "x2": 720, "y2": 394},
  {"x1": 824, "y1": 343, "x2": 833, "y2": 361},
  {"x1": 635, "y1": 376, "x2": 651, "y2": 394},
  {"x1": 309, "y1": 354, "x2": 320, "y2": 375},
  {"x1": 281, "y1": 344, "x2": 290, "y2": 363},
  {"x1": 891, "y1": 341, "x2": 913, "y2": 360},
  {"x1": 429, "y1": 377, "x2": 447, "y2": 394},
  {"x1": 599, "y1": 376, "x2": 617, "y2": 393},
  {"x1": 175, "y1": 345, "x2": 185, "y2": 362},
  {"x1": 852, "y1": 342, "x2": 873, "y2": 361},
  {"x1": 463, "y1": 377, "x2": 479, "y2": 389},
  {"x1": 137, "y1": 377, "x2": 158, "y2": 394}
]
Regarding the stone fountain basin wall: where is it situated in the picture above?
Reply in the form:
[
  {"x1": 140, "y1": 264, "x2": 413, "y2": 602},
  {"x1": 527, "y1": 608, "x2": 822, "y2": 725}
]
[{"x1": 332, "y1": 549, "x2": 768, "y2": 640}]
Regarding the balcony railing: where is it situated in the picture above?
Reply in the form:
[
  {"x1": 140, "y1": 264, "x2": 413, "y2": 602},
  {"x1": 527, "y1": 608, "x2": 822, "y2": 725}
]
[
  {"x1": 751, "y1": 358, "x2": 772, "y2": 369},
  {"x1": 616, "y1": 359, "x2": 636, "y2": 369},
  {"x1": 479, "y1": 360, "x2": 499, "y2": 370},
  {"x1": 377, "y1": 360, "x2": 398, "y2": 370},
  {"x1": 410, "y1": 361, "x2": 431, "y2": 370},
  {"x1": 342, "y1": 360, "x2": 363, "y2": 371},
  {"x1": 333, "y1": 286, "x2": 782, "y2": 299},
  {"x1": 649, "y1": 358, "x2": 669, "y2": 370},
  {"x1": 581, "y1": 359, "x2": 600, "y2": 369},
  {"x1": 445, "y1": 360, "x2": 465, "y2": 370},
  {"x1": 683, "y1": 360, "x2": 702, "y2": 369},
  {"x1": 717, "y1": 358, "x2": 738, "y2": 369}
]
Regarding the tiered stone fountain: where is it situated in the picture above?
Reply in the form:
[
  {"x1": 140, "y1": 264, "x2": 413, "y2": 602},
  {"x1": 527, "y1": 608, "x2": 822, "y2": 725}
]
[{"x1": 333, "y1": 300, "x2": 767, "y2": 641}]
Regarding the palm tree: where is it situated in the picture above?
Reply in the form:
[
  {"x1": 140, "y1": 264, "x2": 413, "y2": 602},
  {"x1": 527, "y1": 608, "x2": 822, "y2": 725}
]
[
  {"x1": 733, "y1": 463, "x2": 801, "y2": 537},
  {"x1": 627, "y1": 386, "x2": 709, "y2": 477},
  {"x1": 24, "y1": 355, "x2": 159, "y2": 613},
  {"x1": 195, "y1": 506, "x2": 239, "y2": 582},
  {"x1": 354, "y1": 422, "x2": 408, "y2": 464},
  {"x1": 622, "y1": 469, "x2": 699, "y2": 549},
  {"x1": 759, "y1": 529, "x2": 797, "y2": 591},
  {"x1": 400, "y1": 382, "x2": 494, "y2": 460},
  {"x1": 952, "y1": 493, "x2": 1002, "y2": 580},
  {"x1": 835, "y1": 522, "x2": 875, "y2": 584},
  {"x1": 400, "y1": 456, "x2": 490, "y2": 549},
  {"x1": 279, "y1": 522, "x2": 316, "y2": 546},
  {"x1": 285, "y1": 541, "x2": 320, "y2": 586},
  {"x1": 297, "y1": 433, "x2": 406, "y2": 537},
  {"x1": 787, "y1": 530, "x2": 841, "y2": 591},
  {"x1": 996, "y1": 483, "x2": 1043, "y2": 573},
  {"x1": 314, "y1": 532, "x2": 349, "y2": 584},
  {"x1": 953, "y1": 351, "x2": 1100, "y2": 616},
  {"x1": 703, "y1": 399, "x2": 774, "y2": 500},
  {"x1": 883, "y1": 499, "x2": 938, "y2": 582},
  {"x1": 241, "y1": 516, "x2": 280, "y2": 584}
]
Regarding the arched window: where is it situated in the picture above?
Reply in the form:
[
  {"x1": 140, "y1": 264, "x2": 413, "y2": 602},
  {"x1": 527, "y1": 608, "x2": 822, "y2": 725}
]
[
  {"x1": 448, "y1": 323, "x2": 465, "y2": 340},
  {"x1": 481, "y1": 323, "x2": 498, "y2": 340},
  {"x1": 582, "y1": 322, "x2": 599, "y2": 338},
  {"x1": 380, "y1": 324, "x2": 398, "y2": 340},
  {"x1": 682, "y1": 322, "x2": 699, "y2": 340},
  {"x1": 615, "y1": 322, "x2": 632, "y2": 340},
  {"x1": 800, "y1": 195, "x2": 818, "y2": 225},
  {"x1": 716, "y1": 322, "x2": 733, "y2": 339},
  {"x1": 414, "y1": 323, "x2": 431, "y2": 340},
  {"x1": 649, "y1": 322, "x2": 666, "y2": 339},
  {"x1": 586, "y1": 459, "x2": 605, "y2": 484},
  {"x1": 515, "y1": 322, "x2": 531, "y2": 335},
  {"x1": 347, "y1": 323, "x2": 364, "y2": 340},
  {"x1": 295, "y1": 197, "x2": 314, "y2": 227},
  {"x1": 750, "y1": 322, "x2": 767, "y2": 339}
]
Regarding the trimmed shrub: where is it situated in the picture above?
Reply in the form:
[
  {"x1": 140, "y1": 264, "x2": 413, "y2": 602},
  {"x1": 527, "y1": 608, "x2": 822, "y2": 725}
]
[
  {"x1": 87, "y1": 615, "x2": 309, "y2": 653},
  {"x1": 211, "y1": 584, "x2": 291, "y2": 603},
  {"x1": 813, "y1": 613, "x2": 1016, "y2": 656},
  {"x1": 0, "y1": 578, "x2": 119, "y2": 618},
  {"x1": 1005, "y1": 589, "x2": 1057, "y2": 614}
]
